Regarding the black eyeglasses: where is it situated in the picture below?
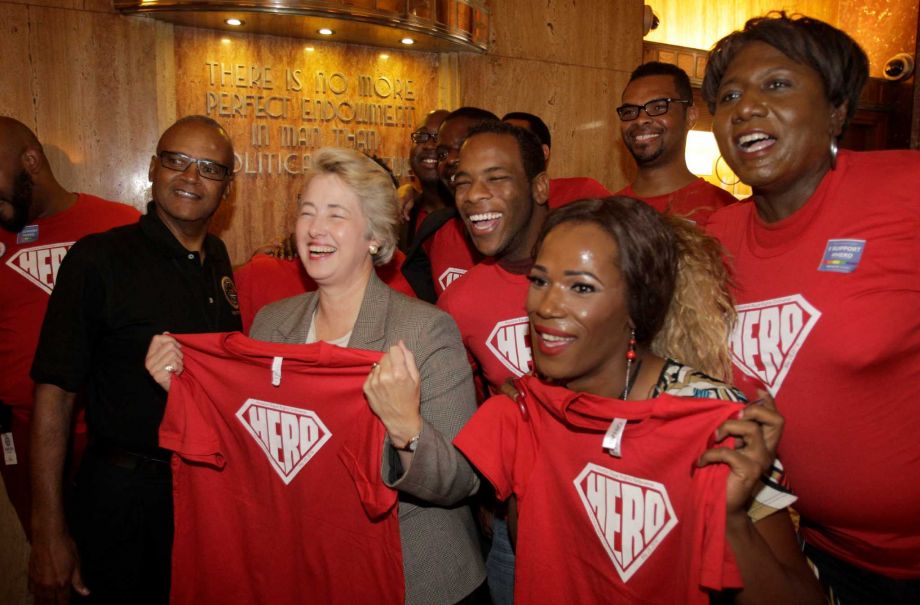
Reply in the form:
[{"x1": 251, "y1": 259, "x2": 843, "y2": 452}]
[
  {"x1": 616, "y1": 98, "x2": 691, "y2": 121},
  {"x1": 411, "y1": 131, "x2": 438, "y2": 144},
  {"x1": 158, "y1": 151, "x2": 232, "y2": 181}
]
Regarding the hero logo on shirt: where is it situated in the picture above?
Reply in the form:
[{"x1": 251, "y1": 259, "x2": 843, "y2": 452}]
[
  {"x1": 730, "y1": 294, "x2": 821, "y2": 395},
  {"x1": 5, "y1": 242, "x2": 75, "y2": 295},
  {"x1": 485, "y1": 316, "x2": 531, "y2": 377},
  {"x1": 438, "y1": 267, "x2": 466, "y2": 291},
  {"x1": 236, "y1": 398, "x2": 331, "y2": 485},
  {"x1": 574, "y1": 463, "x2": 678, "y2": 582}
]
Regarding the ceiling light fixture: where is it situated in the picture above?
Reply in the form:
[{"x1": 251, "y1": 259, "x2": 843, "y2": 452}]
[
  {"x1": 317, "y1": 28, "x2": 334, "y2": 36},
  {"x1": 225, "y1": 18, "x2": 243, "y2": 26},
  {"x1": 400, "y1": 37, "x2": 415, "y2": 45}
]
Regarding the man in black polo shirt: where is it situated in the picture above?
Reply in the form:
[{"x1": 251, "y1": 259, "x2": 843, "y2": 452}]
[{"x1": 28, "y1": 115, "x2": 242, "y2": 605}]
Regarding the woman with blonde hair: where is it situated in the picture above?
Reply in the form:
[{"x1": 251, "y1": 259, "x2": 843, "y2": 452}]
[
  {"x1": 456, "y1": 197, "x2": 822, "y2": 603},
  {"x1": 148, "y1": 147, "x2": 486, "y2": 604}
]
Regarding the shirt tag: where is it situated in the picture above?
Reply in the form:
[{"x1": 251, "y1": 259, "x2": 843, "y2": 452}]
[
  {"x1": 271, "y1": 356, "x2": 283, "y2": 387},
  {"x1": 2, "y1": 432, "x2": 17, "y2": 465},
  {"x1": 818, "y1": 239, "x2": 865, "y2": 273},
  {"x1": 16, "y1": 224, "x2": 39, "y2": 244},
  {"x1": 602, "y1": 418, "x2": 627, "y2": 458}
]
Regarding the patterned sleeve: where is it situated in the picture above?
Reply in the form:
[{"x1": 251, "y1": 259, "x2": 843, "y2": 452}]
[{"x1": 656, "y1": 360, "x2": 798, "y2": 521}]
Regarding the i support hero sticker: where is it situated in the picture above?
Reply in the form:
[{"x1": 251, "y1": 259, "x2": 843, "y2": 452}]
[
  {"x1": 17, "y1": 225, "x2": 39, "y2": 244},
  {"x1": 818, "y1": 239, "x2": 865, "y2": 273}
]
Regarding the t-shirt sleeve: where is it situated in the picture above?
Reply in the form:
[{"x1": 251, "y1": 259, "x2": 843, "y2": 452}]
[
  {"x1": 159, "y1": 371, "x2": 225, "y2": 468},
  {"x1": 698, "y1": 463, "x2": 744, "y2": 591},
  {"x1": 30, "y1": 238, "x2": 106, "y2": 392},
  {"x1": 453, "y1": 394, "x2": 535, "y2": 501}
]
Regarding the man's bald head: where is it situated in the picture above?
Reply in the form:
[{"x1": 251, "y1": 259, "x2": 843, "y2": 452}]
[
  {"x1": 0, "y1": 117, "x2": 43, "y2": 161},
  {"x1": 156, "y1": 115, "x2": 234, "y2": 167}
]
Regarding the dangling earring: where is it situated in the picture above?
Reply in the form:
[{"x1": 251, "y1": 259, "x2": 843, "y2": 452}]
[
  {"x1": 622, "y1": 329, "x2": 637, "y2": 400},
  {"x1": 369, "y1": 244, "x2": 379, "y2": 255},
  {"x1": 829, "y1": 138, "x2": 838, "y2": 170}
]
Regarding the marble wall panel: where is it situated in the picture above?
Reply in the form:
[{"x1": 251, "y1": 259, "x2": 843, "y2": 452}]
[
  {"x1": 838, "y1": 0, "x2": 918, "y2": 77},
  {"x1": 0, "y1": 3, "x2": 33, "y2": 122},
  {"x1": 489, "y1": 0, "x2": 644, "y2": 72},
  {"x1": 173, "y1": 27, "x2": 441, "y2": 263},
  {"x1": 3, "y1": 0, "x2": 82, "y2": 9},
  {"x1": 458, "y1": 54, "x2": 635, "y2": 192},
  {"x1": 15, "y1": 7, "x2": 161, "y2": 210}
]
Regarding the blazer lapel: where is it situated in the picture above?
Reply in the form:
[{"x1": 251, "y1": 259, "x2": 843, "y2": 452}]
[
  {"x1": 272, "y1": 292, "x2": 319, "y2": 344},
  {"x1": 348, "y1": 272, "x2": 390, "y2": 351}
]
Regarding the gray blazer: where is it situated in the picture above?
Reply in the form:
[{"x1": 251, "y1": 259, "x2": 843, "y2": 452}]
[{"x1": 250, "y1": 273, "x2": 485, "y2": 605}]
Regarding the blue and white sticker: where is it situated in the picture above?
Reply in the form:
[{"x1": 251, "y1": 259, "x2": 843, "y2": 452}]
[
  {"x1": 818, "y1": 239, "x2": 865, "y2": 273},
  {"x1": 16, "y1": 224, "x2": 39, "y2": 244}
]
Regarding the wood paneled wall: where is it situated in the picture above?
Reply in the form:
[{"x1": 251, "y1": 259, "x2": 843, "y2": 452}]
[
  {"x1": 645, "y1": 0, "x2": 837, "y2": 52},
  {"x1": 458, "y1": 0, "x2": 644, "y2": 191}
]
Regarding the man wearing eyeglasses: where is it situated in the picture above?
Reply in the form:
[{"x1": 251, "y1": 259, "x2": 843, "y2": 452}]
[
  {"x1": 401, "y1": 107, "x2": 498, "y2": 302},
  {"x1": 28, "y1": 115, "x2": 241, "y2": 605},
  {"x1": 616, "y1": 62, "x2": 736, "y2": 224},
  {"x1": 400, "y1": 109, "x2": 451, "y2": 250}
]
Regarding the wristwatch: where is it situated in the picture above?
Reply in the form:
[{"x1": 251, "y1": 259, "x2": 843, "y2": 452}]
[{"x1": 393, "y1": 432, "x2": 421, "y2": 453}]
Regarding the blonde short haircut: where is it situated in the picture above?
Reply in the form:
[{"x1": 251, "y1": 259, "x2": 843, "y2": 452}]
[{"x1": 303, "y1": 148, "x2": 398, "y2": 265}]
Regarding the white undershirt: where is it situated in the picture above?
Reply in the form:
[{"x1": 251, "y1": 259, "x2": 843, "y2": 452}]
[{"x1": 306, "y1": 312, "x2": 352, "y2": 347}]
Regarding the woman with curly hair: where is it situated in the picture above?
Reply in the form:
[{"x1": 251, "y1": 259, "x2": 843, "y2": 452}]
[{"x1": 455, "y1": 197, "x2": 822, "y2": 603}]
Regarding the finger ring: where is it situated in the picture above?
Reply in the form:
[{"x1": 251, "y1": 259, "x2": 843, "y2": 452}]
[
  {"x1": 371, "y1": 362, "x2": 379, "y2": 370},
  {"x1": 164, "y1": 364, "x2": 176, "y2": 373}
]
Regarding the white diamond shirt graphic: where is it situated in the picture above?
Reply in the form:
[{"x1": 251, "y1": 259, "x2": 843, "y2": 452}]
[
  {"x1": 438, "y1": 267, "x2": 467, "y2": 290},
  {"x1": 5, "y1": 242, "x2": 75, "y2": 295},
  {"x1": 236, "y1": 399, "x2": 331, "y2": 485},
  {"x1": 574, "y1": 463, "x2": 678, "y2": 582},
  {"x1": 485, "y1": 317, "x2": 531, "y2": 376},
  {"x1": 730, "y1": 294, "x2": 821, "y2": 395}
]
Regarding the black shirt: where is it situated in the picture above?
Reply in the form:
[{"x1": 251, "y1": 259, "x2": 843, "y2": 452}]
[{"x1": 31, "y1": 202, "x2": 242, "y2": 454}]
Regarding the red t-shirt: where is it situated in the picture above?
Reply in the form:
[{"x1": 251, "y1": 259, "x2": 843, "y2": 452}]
[
  {"x1": 437, "y1": 260, "x2": 531, "y2": 394},
  {"x1": 0, "y1": 194, "x2": 139, "y2": 412},
  {"x1": 706, "y1": 149, "x2": 920, "y2": 579},
  {"x1": 617, "y1": 178, "x2": 736, "y2": 225},
  {"x1": 427, "y1": 217, "x2": 480, "y2": 297},
  {"x1": 549, "y1": 177, "x2": 611, "y2": 208},
  {"x1": 234, "y1": 251, "x2": 415, "y2": 333},
  {"x1": 160, "y1": 333, "x2": 404, "y2": 605},
  {"x1": 454, "y1": 376, "x2": 743, "y2": 604},
  {"x1": 0, "y1": 194, "x2": 137, "y2": 536}
]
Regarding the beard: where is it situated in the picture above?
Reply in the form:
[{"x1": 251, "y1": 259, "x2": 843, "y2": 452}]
[
  {"x1": 625, "y1": 133, "x2": 666, "y2": 166},
  {"x1": 0, "y1": 170, "x2": 34, "y2": 233},
  {"x1": 628, "y1": 144, "x2": 665, "y2": 166}
]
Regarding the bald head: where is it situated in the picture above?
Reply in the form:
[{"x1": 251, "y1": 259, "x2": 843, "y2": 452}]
[
  {"x1": 156, "y1": 115, "x2": 234, "y2": 167},
  {"x1": 0, "y1": 117, "x2": 43, "y2": 160}
]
